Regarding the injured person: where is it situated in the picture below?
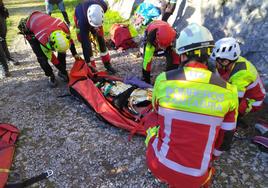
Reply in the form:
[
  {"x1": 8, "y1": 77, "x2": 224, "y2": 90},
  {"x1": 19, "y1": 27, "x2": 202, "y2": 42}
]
[
  {"x1": 95, "y1": 76, "x2": 153, "y2": 117},
  {"x1": 68, "y1": 59, "x2": 154, "y2": 135}
]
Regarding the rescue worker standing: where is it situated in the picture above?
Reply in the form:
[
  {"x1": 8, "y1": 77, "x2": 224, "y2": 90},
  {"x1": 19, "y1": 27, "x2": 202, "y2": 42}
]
[
  {"x1": 142, "y1": 20, "x2": 180, "y2": 84},
  {"x1": 18, "y1": 11, "x2": 79, "y2": 87},
  {"x1": 45, "y1": 0, "x2": 70, "y2": 26},
  {"x1": 0, "y1": 0, "x2": 19, "y2": 78},
  {"x1": 74, "y1": 0, "x2": 116, "y2": 74},
  {"x1": 145, "y1": 23, "x2": 239, "y2": 187},
  {"x1": 211, "y1": 37, "x2": 266, "y2": 116}
]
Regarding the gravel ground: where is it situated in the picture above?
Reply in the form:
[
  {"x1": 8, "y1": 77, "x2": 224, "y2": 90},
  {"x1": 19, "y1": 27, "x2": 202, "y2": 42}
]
[{"x1": 0, "y1": 35, "x2": 267, "y2": 188}]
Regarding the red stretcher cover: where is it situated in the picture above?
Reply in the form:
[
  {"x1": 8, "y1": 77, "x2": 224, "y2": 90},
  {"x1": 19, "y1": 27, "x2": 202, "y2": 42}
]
[
  {"x1": 68, "y1": 60, "x2": 157, "y2": 136},
  {"x1": 0, "y1": 123, "x2": 19, "y2": 187}
]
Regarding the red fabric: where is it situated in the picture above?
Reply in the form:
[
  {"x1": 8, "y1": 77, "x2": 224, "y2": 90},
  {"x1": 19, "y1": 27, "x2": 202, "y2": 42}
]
[
  {"x1": 101, "y1": 53, "x2": 111, "y2": 64},
  {"x1": 146, "y1": 138, "x2": 209, "y2": 188},
  {"x1": 90, "y1": 60, "x2": 96, "y2": 68},
  {"x1": 110, "y1": 24, "x2": 137, "y2": 50},
  {"x1": 68, "y1": 59, "x2": 95, "y2": 86},
  {"x1": 172, "y1": 50, "x2": 181, "y2": 65},
  {"x1": 146, "y1": 20, "x2": 176, "y2": 49},
  {"x1": 0, "y1": 124, "x2": 19, "y2": 188},
  {"x1": 26, "y1": 11, "x2": 69, "y2": 46},
  {"x1": 238, "y1": 98, "x2": 248, "y2": 115},
  {"x1": 69, "y1": 59, "x2": 151, "y2": 135},
  {"x1": 186, "y1": 62, "x2": 208, "y2": 69},
  {"x1": 51, "y1": 53, "x2": 60, "y2": 65},
  {"x1": 96, "y1": 26, "x2": 104, "y2": 37}
]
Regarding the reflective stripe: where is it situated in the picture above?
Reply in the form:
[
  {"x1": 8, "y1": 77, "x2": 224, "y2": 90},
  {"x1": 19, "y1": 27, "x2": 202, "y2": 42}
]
[
  {"x1": 213, "y1": 149, "x2": 223, "y2": 157},
  {"x1": 252, "y1": 100, "x2": 263, "y2": 107},
  {"x1": 238, "y1": 91, "x2": 245, "y2": 98},
  {"x1": 51, "y1": 18, "x2": 60, "y2": 26},
  {"x1": 37, "y1": 33, "x2": 46, "y2": 41},
  {"x1": 247, "y1": 76, "x2": 266, "y2": 95},
  {"x1": 221, "y1": 122, "x2": 236, "y2": 130},
  {"x1": 35, "y1": 28, "x2": 47, "y2": 38},
  {"x1": 153, "y1": 107, "x2": 223, "y2": 177},
  {"x1": 30, "y1": 13, "x2": 43, "y2": 29},
  {"x1": 158, "y1": 107, "x2": 223, "y2": 126},
  {"x1": 247, "y1": 77, "x2": 259, "y2": 90},
  {"x1": 0, "y1": 168, "x2": 10, "y2": 173}
]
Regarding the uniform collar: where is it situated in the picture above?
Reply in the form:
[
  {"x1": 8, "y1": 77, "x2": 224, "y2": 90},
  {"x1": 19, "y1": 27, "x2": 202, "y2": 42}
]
[{"x1": 185, "y1": 61, "x2": 208, "y2": 69}]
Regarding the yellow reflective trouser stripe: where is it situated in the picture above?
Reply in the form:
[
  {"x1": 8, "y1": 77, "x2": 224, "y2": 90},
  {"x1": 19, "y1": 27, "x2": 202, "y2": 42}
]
[
  {"x1": 201, "y1": 167, "x2": 214, "y2": 187},
  {"x1": 145, "y1": 126, "x2": 159, "y2": 147},
  {"x1": 246, "y1": 99, "x2": 255, "y2": 113},
  {"x1": 0, "y1": 168, "x2": 10, "y2": 173}
]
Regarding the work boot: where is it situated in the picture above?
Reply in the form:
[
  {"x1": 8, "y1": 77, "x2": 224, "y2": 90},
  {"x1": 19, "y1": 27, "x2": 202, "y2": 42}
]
[
  {"x1": 58, "y1": 71, "x2": 69, "y2": 82},
  {"x1": 104, "y1": 63, "x2": 116, "y2": 74},
  {"x1": 48, "y1": 74, "x2": 57, "y2": 88}
]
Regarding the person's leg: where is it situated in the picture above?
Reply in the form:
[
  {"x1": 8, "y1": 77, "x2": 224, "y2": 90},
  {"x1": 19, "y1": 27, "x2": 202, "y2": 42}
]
[
  {"x1": 0, "y1": 16, "x2": 11, "y2": 59},
  {"x1": 28, "y1": 38, "x2": 54, "y2": 77},
  {"x1": 57, "y1": 1, "x2": 70, "y2": 25},
  {"x1": 46, "y1": 2, "x2": 54, "y2": 15},
  {"x1": 162, "y1": 1, "x2": 176, "y2": 22},
  {"x1": 0, "y1": 39, "x2": 10, "y2": 77},
  {"x1": 160, "y1": 0, "x2": 168, "y2": 21},
  {"x1": 94, "y1": 27, "x2": 116, "y2": 74},
  {"x1": 55, "y1": 52, "x2": 68, "y2": 82}
]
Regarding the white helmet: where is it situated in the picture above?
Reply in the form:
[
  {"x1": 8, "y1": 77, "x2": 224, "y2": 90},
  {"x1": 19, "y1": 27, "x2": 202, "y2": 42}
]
[
  {"x1": 211, "y1": 37, "x2": 241, "y2": 61},
  {"x1": 175, "y1": 23, "x2": 214, "y2": 55},
  {"x1": 87, "y1": 4, "x2": 104, "y2": 27}
]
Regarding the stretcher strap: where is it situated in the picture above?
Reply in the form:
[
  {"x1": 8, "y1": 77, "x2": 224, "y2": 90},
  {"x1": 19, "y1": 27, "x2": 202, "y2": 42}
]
[{"x1": 0, "y1": 168, "x2": 10, "y2": 173}]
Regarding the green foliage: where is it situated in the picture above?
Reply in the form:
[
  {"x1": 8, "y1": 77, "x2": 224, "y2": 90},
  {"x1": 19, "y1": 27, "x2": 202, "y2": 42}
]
[
  {"x1": 103, "y1": 10, "x2": 127, "y2": 36},
  {"x1": 5, "y1": 0, "x2": 138, "y2": 45}
]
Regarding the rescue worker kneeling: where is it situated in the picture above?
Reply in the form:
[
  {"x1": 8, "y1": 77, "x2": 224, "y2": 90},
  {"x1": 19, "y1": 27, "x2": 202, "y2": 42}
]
[
  {"x1": 142, "y1": 20, "x2": 180, "y2": 84},
  {"x1": 211, "y1": 37, "x2": 266, "y2": 118},
  {"x1": 145, "y1": 23, "x2": 239, "y2": 188},
  {"x1": 18, "y1": 11, "x2": 79, "y2": 87}
]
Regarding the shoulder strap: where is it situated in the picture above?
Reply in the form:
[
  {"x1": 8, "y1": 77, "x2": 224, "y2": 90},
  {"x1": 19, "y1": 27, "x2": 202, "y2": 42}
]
[{"x1": 229, "y1": 61, "x2": 247, "y2": 78}]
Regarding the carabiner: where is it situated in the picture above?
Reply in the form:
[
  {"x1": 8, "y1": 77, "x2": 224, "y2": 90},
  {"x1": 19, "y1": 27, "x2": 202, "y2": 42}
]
[{"x1": 45, "y1": 170, "x2": 54, "y2": 178}]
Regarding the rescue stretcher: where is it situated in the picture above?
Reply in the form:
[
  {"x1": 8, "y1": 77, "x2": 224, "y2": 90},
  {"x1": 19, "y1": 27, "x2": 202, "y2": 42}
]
[{"x1": 68, "y1": 60, "x2": 156, "y2": 136}]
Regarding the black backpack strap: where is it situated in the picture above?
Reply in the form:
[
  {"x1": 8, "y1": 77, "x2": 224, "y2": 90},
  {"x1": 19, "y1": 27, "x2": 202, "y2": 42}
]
[{"x1": 5, "y1": 170, "x2": 53, "y2": 188}]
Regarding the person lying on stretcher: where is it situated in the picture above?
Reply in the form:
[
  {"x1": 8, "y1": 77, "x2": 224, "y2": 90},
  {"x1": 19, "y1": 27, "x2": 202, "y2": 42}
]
[{"x1": 94, "y1": 75, "x2": 153, "y2": 117}]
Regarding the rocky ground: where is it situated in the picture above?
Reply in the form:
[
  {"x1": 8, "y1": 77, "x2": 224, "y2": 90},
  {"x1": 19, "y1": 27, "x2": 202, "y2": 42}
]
[{"x1": 0, "y1": 34, "x2": 267, "y2": 188}]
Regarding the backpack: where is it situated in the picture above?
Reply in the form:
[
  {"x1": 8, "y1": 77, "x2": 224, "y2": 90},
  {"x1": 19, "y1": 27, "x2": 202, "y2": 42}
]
[
  {"x1": 110, "y1": 24, "x2": 137, "y2": 50},
  {"x1": 17, "y1": 17, "x2": 31, "y2": 36}
]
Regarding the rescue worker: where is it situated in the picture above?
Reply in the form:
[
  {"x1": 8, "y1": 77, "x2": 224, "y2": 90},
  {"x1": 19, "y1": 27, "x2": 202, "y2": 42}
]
[
  {"x1": 74, "y1": 0, "x2": 116, "y2": 74},
  {"x1": 18, "y1": 11, "x2": 79, "y2": 87},
  {"x1": 145, "y1": 23, "x2": 239, "y2": 187},
  {"x1": 160, "y1": 0, "x2": 177, "y2": 22},
  {"x1": 211, "y1": 37, "x2": 266, "y2": 116},
  {"x1": 45, "y1": 0, "x2": 70, "y2": 26},
  {"x1": 0, "y1": 0, "x2": 19, "y2": 77},
  {"x1": 142, "y1": 20, "x2": 179, "y2": 84}
]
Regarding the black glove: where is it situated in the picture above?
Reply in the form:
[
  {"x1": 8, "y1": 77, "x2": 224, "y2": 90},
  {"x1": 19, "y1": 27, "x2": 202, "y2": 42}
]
[{"x1": 142, "y1": 69, "x2": 151, "y2": 84}]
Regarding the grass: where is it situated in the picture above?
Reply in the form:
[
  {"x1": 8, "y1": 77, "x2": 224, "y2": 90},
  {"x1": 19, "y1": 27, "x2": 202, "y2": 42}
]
[{"x1": 5, "y1": 0, "x2": 139, "y2": 46}]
